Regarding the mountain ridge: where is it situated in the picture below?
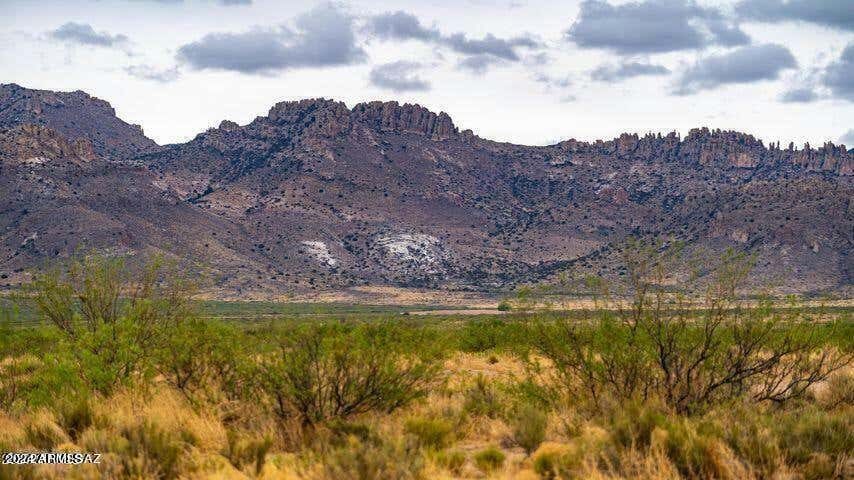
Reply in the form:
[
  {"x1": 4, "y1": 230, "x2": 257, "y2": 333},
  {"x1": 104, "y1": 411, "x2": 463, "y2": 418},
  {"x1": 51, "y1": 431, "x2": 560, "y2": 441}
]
[{"x1": 0, "y1": 84, "x2": 851, "y2": 295}]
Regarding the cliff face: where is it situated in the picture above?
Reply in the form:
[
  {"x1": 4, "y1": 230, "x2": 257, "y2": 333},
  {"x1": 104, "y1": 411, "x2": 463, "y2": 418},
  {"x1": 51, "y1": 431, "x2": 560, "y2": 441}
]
[{"x1": 0, "y1": 85, "x2": 851, "y2": 295}]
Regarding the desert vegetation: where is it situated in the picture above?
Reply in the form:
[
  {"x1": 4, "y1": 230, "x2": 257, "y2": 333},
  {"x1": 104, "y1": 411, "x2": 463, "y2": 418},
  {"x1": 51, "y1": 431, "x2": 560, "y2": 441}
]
[{"x1": 0, "y1": 246, "x2": 852, "y2": 479}]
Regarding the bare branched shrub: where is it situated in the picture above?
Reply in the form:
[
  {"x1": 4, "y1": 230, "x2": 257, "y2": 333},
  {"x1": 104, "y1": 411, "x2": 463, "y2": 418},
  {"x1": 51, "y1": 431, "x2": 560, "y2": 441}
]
[
  {"x1": 527, "y1": 239, "x2": 852, "y2": 414},
  {"x1": 259, "y1": 323, "x2": 440, "y2": 429}
]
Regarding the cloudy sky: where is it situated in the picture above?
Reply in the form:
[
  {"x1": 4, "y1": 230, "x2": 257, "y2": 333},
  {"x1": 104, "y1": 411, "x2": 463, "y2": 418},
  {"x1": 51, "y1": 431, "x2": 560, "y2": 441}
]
[{"x1": 2, "y1": 0, "x2": 852, "y2": 147}]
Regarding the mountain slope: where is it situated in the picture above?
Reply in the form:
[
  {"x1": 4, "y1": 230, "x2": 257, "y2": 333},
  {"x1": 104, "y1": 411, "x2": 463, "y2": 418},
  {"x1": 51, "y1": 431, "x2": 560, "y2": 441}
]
[
  {"x1": 0, "y1": 86, "x2": 851, "y2": 295},
  {"x1": 0, "y1": 84, "x2": 157, "y2": 159}
]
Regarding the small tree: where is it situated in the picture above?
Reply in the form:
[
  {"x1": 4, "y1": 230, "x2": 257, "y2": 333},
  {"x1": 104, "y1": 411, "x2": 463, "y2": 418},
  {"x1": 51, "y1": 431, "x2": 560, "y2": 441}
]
[{"x1": 27, "y1": 253, "x2": 199, "y2": 395}]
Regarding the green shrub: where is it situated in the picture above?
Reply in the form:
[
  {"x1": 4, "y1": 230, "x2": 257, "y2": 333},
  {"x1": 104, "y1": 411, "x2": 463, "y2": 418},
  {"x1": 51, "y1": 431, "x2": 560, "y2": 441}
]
[
  {"x1": 222, "y1": 430, "x2": 272, "y2": 474},
  {"x1": 463, "y1": 374, "x2": 503, "y2": 419},
  {"x1": 512, "y1": 403, "x2": 548, "y2": 455},
  {"x1": 497, "y1": 301, "x2": 511, "y2": 312},
  {"x1": 24, "y1": 411, "x2": 69, "y2": 449},
  {"x1": 54, "y1": 395, "x2": 94, "y2": 441},
  {"x1": 27, "y1": 253, "x2": 200, "y2": 397},
  {"x1": 121, "y1": 421, "x2": 184, "y2": 480},
  {"x1": 259, "y1": 322, "x2": 439, "y2": 427},
  {"x1": 321, "y1": 435, "x2": 424, "y2": 480},
  {"x1": 473, "y1": 445, "x2": 505, "y2": 473},
  {"x1": 404, "y1": 417, "x2": 454, "y2": 450},
  {"x1": 433, "y1": 449, "x2": 466, "y2": 475},
  {"x1": 458, "y1": 318, "x2": 522, "y2": 353}
]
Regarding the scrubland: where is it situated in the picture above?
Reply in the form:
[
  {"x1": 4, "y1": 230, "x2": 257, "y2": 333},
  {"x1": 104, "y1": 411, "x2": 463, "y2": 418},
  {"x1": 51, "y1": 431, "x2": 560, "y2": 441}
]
[{"x1": 0, "y1": 246, "x2": 852, "y2": 479}]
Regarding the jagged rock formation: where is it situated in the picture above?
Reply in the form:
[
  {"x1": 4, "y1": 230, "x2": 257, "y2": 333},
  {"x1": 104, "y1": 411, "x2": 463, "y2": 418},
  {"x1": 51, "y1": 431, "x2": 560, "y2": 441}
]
[{"x1": 0, "y1": 85, "x2": 851, "y2": 295}]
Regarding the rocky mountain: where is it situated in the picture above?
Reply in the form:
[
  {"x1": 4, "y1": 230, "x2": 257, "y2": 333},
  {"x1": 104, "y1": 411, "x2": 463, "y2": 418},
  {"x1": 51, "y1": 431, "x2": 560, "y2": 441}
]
[
  {"x1": 0, "y1": 84, "x2": 851, "y2": 295},
  {"x1": 0, "y1": 84, "x2": 157, "y2": 159}
]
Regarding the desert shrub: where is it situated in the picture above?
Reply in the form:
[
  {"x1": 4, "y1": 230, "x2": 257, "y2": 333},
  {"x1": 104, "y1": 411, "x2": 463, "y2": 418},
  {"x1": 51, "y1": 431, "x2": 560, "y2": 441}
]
[
  {"x1": 404, "y1": 416, "x2": 454, "y2": 450},
  {"x1": 54, "y1": 395, "x2": 95, "y2": 441},
  {"x1": 512, "y1": 403, "x2": 548, "y2": 455},
  {"x1": 27, "y1": 253, "x2": 200, "y2": 396},
  {"x1": 154, "y1": 319, "x2": 253, "y2": 404},
  {"x1": 473, "y1": 445, "x2": 505, "y2": 473},
  {"x1": 433, "y1": 449, "x2": 466, "y2": 475},
  {"x1": 463, "y1": 374, "x2": 503, "y2": 419},
  {"x1": 497, "y1": 300, "x2": 512, "y2": 312},
  {"x1": 222, "y1": 429, "x2": 272, "y2": 474},
  {"x1": 259, "y1": 322, "x2": 439, "y2": 428},
  {"x1": 121, "y1": 421, "x2": 185, "y2": 480},
  {"x1": 24, "y1": 410, "x2": 70, "y2": 450},
  {"x1": 531, "y1": 442, "x2": 574, "y2": 479},
  {"x1": 319, "y1": 435, "x2": 424, "y2": 480},
  {"x1": 526, "y1": 245, "x2": 852, "y2": 414},
  {"x1": 458, "y1": 318, "x2": 526, "y2": 353},
  {"x1": 818, "y1": 370, "x2": 854, "y2": 410}
]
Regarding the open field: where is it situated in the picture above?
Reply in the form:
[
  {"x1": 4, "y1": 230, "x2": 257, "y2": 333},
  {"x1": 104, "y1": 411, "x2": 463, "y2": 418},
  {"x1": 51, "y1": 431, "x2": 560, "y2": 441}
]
[{"x1": 1, "y1": 253, "x2": 852, "y2": 479}]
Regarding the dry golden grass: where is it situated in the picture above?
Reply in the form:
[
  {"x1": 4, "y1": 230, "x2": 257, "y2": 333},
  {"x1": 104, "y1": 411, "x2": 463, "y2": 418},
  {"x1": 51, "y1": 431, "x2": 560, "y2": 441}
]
[{"x1": 0, "y1": 350, "x2": 850, "y2": 479}]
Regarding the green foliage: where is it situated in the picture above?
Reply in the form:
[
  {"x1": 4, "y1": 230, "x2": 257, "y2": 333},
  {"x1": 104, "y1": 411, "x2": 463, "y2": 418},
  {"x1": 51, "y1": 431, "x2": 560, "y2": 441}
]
[
  {"x1": 433, "y1": 449, "x2": 466, "y2": 475},
  {"x1": 121, "y1": 421, "x2": 184, "y2": 480},
  {"x1": 497, "y1": 300, "x2": 511, "y2": 312},
  {"x1": 320, "y1": 435, "x2": 424, "y2": 480},
  {"x1": 25, "y1": 253, "x2": 200, "y2": 397},
  {"x1": 463, "y1": 374, "x2": 504, "y2": 419},
  {"x1": 458, "y1": 318, "x2": 526, "y2": 353},
  {"x1": 526, "y1": 244, "x2": 853, "y2": 414},
  {"x1": 54, "y1": 395, "x2": 95, "y2": 441},
  {"x1": 404, "y1": 417, "x2": 455, "y2": 450},
  {"x1": 512, "y1": 403, "x2": 548, "y2": 455},
  {"x1": 473, "y1": 445, "x2": 505, "y2": 473},
  {"x1": 222, "y1": 430, "x2": 272, "y2": 475},
  {"x1": 259, "y1": 322, "x2": 440, "y2": 427}
]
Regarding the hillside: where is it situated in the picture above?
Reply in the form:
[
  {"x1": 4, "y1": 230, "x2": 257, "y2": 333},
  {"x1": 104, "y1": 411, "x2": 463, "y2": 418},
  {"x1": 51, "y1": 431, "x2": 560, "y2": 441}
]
[{"x1": 0, "y1": 84, "x2": 851, "y2": 295}]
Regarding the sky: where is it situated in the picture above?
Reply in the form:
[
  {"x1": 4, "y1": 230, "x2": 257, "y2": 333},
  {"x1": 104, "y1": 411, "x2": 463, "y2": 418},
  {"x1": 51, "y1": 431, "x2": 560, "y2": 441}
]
[{"x1": 1, "y1": 0, "x2": 852, "y2": 147}]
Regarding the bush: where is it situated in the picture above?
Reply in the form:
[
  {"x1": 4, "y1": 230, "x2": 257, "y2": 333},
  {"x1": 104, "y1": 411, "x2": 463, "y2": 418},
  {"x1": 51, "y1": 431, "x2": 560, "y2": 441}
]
[
  {"x1": 404, "y1": 417, "x2": 454, "y2": 450},
  {"x1": 54, "y1": 395, "x2": 94, "y2": 441},
  {"x1": 222, "y1": 430, "x2": 272, "y2": 474},
  {"x1": 433, "y1": 449, "x2": 466, "y2": 475},
  {"x1": 473, "y1": 445, "x2": 505, "y2": 473},
  {"x1": 24, "y1": 410, "x2": 69, "y2": 450},
  {"x1": 154, "y1": 319, "x2": 252, "y2": 404},
  {"x1": 463, "y1": 374, "x2": 503, "y2": 419},
  {"x1": 320, "y1": 435, "x2": 424, "y2": 480},
  {"x1": 27, "y1": 253, "x2": 200, "y2": 397},
  {"x1": 497, "y1": 300, "x2": 512, "y2": 312},
  {"x1": 121, "y1": 421, "x2": 184, "y2": 480},
  {"x1": 526, "y1": 246, "x2": 852, "y2": 414},
  {"x1": 512, "y1": 403, "x2": 548, "y2": 455},
  {"x1": 458, "y1": 318, "x2": 524, "y2": 353},
  {"x1": 259, "y1": 322, "x2": 439, "y2": 428}
]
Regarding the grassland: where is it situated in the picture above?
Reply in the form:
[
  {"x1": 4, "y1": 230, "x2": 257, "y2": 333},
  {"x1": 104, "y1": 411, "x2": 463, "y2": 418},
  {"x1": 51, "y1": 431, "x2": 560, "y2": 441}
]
[{"x1": 0, "y1": 251, "x2": 852, "y2": 479}]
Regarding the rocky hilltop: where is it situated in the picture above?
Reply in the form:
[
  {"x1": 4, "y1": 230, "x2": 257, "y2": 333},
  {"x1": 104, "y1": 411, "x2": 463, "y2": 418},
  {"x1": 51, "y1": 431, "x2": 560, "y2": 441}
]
[
  {"x1": 0, "y1": 84, "x2": 851, "y2": 295},
  {"x1": 0, "y1": 83, "x2": 157, "y2": 159}
]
